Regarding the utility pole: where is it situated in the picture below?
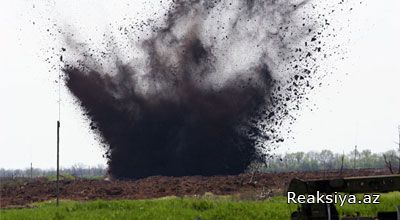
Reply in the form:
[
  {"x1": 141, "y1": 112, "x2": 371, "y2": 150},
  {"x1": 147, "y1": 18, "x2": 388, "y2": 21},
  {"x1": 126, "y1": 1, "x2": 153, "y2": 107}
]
[
  {"x1": 398, "y1": 125, "x2": 400, "y2": 173},
  {"x1": 56, "y1": 69, "x2": 61, "y2": 206},
  {"x1": 353, "y1": 145, "x2": 357, "y2": 170},
  {"x1": 398, "y1": 125, "x2": 400, "y2": 151},
  {"x1": 30, "y1": 162, "x2": 33, "y2": 179},
  {"x1": 56, "y1": 121, "x2": 60, "y2": 206}
]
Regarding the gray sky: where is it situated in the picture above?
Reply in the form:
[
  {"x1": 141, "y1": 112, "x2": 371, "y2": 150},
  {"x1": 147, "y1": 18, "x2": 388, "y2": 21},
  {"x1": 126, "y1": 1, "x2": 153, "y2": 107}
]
[{"x1": 1, "y1": 0, "x2": 399, "y2": 169}]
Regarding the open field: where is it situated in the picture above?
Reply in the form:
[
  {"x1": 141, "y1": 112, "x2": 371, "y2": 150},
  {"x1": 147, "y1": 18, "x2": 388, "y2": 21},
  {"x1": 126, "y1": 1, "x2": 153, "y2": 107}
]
[
  {"x1": 0, "y1": 169, "x2": 391, "y2": 208},
  {"x1": 1, "y1": 169, "x2": 399, "y2": 219},
  {"x1": 1, "y1": 192, "x2": 399, "y2": 220}
]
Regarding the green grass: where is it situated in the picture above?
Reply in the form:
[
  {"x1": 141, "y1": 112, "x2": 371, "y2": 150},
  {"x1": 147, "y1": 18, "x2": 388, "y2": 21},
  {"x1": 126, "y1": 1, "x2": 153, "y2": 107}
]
[
  {"x1": 337, "y1": 192, "x2": 400, "y2": 216},
  {"x1": 45, "y1": 174, "x2": 76, "y2": 181},
  {"x1": 45, "y1": 174, "x2": 104, "y2": 181},
  {"x1": 1, "y1": 192, "x2": 399, "y2": 220}
]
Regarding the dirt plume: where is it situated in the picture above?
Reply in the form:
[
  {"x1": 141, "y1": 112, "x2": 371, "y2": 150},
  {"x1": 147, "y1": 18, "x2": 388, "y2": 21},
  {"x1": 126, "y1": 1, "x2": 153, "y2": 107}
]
[{"x1": 63, "y1": 0, "x2": 318, "y2": 179}]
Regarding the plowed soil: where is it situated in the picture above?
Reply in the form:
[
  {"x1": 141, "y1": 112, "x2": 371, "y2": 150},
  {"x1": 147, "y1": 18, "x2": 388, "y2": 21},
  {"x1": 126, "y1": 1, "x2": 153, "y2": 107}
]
[{"x1": 0, "y1": 169, "x2": 390, "y2": 208}]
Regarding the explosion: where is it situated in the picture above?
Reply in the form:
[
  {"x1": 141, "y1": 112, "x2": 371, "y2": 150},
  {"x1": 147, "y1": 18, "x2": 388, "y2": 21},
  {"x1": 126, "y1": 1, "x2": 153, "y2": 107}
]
[{"x1": 63, "y1": 0, "x2": 318, "y2": 179}]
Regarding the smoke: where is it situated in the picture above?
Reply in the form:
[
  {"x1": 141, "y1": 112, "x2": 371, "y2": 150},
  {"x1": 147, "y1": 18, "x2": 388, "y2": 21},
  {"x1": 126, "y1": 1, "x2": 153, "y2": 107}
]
[{"x1": 63, "y1": 0, "x2": 318, "y2": 179}]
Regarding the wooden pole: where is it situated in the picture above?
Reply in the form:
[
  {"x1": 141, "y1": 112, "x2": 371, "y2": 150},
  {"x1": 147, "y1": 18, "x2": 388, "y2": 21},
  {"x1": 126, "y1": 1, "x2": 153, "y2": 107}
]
[
  {"x1": 353, "y1": 145, "x2": 357, "y2": 169},
  {"x1": 56, "y1": 120, "x2": 60, "y2": 206},
  {"x1": 57, "y1": 63, "x2": 61, "y2": 206},
  {"x1": 398, "y1": 125, "x2": 400, "y2": 173},
  {"x1": 398, "y1": 125, "x2": 400, "y2": 151}
]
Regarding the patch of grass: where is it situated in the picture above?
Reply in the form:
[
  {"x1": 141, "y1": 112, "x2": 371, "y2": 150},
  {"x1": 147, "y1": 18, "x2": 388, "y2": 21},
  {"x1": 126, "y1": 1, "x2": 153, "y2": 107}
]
[
  {"x1": 337, "y1": 191, "x2": 400, "y2": 216},
  {"x1": 1, "y1": 192, "x2": 399, "y2": 220},
  {"x1": 46, "y1": 173, "x2": 76, "y2": 181},
  {"x1": 45, "y1": 174, "x2": 104, "y2": 181}
]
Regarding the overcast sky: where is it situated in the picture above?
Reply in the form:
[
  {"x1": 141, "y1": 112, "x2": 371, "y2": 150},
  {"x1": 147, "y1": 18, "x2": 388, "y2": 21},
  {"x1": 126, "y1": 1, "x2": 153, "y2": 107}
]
[{"x1": 1, "y1": 0, "x2": 399, "y2": 169}]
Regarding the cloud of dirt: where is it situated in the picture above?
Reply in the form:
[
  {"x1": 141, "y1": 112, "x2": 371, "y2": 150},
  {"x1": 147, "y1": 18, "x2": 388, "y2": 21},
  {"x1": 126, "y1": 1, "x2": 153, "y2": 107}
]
[{"x1": 62, "y1": 0, "x2": 319, "y2": 179}]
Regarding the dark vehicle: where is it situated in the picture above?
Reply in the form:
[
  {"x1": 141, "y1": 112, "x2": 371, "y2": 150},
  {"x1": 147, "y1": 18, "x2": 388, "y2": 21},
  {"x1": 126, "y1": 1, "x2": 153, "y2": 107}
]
[{"x1": 288, "y1": 175, "x2": 400, "y2": 220}]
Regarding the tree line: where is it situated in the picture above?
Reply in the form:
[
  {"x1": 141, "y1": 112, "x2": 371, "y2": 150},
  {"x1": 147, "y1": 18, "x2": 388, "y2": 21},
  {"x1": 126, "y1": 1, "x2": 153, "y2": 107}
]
[
  {"x1": 0, "y1": 164, "x2": 106, "y2": 179},
  {"x1": 1, "y1": 148, "x2": 399, "y2": 178},
  {"x1": 258, "y1": 149, "x2": 399, "y2": 173}
]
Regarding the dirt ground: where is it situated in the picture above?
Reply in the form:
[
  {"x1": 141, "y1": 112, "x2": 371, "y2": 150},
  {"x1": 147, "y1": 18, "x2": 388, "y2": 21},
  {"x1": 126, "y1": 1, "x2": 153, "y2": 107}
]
[{"x1": 0, "y1": 169, "x2": 390, "y2": 208}]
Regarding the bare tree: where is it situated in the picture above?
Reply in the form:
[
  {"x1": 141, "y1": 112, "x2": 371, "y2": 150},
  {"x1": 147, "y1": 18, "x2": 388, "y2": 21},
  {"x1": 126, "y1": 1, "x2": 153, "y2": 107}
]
[
  {"x1": 383, "y1": 125, "x2": 400, "y2": 174},
  {"x1": 383, "y1": 154, "x2": 394, "y2": 174},
  {"x1": 353, "y1": 145, "x2": 358, "y2": 170},
  {"x1": 339, "y1": 152, "x2": 345, "y2": 175}
]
